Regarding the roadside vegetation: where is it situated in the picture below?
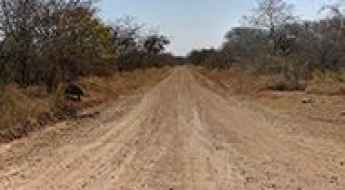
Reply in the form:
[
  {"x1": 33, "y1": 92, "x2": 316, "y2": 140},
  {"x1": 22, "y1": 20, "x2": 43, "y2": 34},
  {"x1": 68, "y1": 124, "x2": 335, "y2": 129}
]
[
  {"x1": 190, "y1": 0, "x2": 345, "y2": 124},
  {"x1": 0, "y1": 0, "x2": 174, "y2": 142},
  {"x1": 189, "y1": 0, "x2": 345, "y2": 95}
]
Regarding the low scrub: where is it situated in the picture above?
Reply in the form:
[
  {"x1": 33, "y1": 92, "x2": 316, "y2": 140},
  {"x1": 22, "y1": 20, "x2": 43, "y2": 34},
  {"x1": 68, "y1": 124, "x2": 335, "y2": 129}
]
[
  {"x1": 0, "y1": 67, "x2": 169, "y2": 143},
  {"x1": 201, "y1": 66, "x2": 345, "y2": 97},
  {"x1": 306, "y1": 71, "x2": 345, "y2": 96},
  {"x1": 266, "y1": 75, "x2": 307, "y2": 91}
]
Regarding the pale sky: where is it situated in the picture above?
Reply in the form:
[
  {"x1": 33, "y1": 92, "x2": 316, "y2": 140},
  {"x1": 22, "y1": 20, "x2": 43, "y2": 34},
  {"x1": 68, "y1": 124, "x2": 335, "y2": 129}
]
[{"x1": 97, "y1": 0, "x2": 335, "y2": 55}]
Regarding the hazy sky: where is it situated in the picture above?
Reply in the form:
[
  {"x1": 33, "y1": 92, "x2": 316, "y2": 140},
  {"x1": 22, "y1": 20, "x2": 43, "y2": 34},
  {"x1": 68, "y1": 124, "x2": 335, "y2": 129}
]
[{"x1": 97, "y1": 0, "x2": 334, "y2": 55}]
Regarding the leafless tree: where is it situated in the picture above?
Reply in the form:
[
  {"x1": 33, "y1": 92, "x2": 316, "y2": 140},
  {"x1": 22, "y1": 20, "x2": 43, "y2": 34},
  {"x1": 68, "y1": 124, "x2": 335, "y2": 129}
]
[
  {"x1": 111, "y1": 16, "x2": 144, "y2": 56},
  {"x1": 243, "y1": 0, "x2": 296, "y2": 53}
]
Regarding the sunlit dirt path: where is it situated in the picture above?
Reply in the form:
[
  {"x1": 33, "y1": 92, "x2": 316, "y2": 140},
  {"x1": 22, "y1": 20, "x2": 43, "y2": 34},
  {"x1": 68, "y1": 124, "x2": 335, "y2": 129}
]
[{"x1": 1, "y1": 67, "x2": 345, "y2": 190}]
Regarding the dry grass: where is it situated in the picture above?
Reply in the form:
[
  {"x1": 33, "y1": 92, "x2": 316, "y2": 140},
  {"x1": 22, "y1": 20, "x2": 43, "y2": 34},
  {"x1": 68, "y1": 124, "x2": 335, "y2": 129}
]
[
  {"x1": 0, "y1": 67, "x2": 170, "y2": 143},
  {"x1": 201, "y1": 67, "x2": 345, "y2": 94},
  {"x1": 200, "y1": 67, "x2": 345, "y2": 124},
  {"x1": 199, "y1": 67, "x2": 270, "y2": 95},
  {"x1": 0, "y1": 85, "x2": 52, "y2": 142},
  {"x1": 306, "y1": 70, "x2": 345, "y2": 96},
  {"x1": 79, "y1": 67, "x2": 170, "y2": 108}
]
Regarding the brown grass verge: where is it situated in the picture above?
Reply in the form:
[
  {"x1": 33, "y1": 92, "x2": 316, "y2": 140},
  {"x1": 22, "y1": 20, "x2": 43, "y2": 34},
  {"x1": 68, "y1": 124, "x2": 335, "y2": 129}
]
[
  {"x1": 199, "y1": 67, "x2": 345, "y2": 124},
  {"x1": 0, "y1": 67, "x2": 170, "y2": 143}
]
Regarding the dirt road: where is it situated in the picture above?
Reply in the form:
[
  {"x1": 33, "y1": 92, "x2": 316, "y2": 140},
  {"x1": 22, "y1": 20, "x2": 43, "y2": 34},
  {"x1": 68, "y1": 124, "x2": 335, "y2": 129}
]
[{"x1": 1, "y1": 67, "x2": 345, "y2": 190}]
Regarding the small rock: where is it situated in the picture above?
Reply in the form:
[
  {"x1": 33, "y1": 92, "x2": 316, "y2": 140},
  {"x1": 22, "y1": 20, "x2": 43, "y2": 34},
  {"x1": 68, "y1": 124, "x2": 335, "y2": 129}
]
[
  {"x1": 302, "y1": 97, "x2": 313, "y2": 104},
  {"x1": 340, "y1": 161, "x2": 344, "y2": 166}
]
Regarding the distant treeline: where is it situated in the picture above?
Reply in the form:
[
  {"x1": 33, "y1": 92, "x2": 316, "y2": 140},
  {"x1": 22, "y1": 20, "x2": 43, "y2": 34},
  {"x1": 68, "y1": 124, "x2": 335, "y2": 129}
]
[
  {"x1": 188, "y1": 0, "x2": 345, "y2": 85},
  {"x1": 0, "y1": 0, "x2": 175, "y2": 91}
]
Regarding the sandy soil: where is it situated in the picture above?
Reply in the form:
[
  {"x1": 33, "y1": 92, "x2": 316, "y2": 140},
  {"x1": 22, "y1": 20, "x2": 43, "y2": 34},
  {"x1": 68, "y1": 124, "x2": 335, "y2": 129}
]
[{"x1": 1, "y1": 67, "x2": 345, "y2": 190}]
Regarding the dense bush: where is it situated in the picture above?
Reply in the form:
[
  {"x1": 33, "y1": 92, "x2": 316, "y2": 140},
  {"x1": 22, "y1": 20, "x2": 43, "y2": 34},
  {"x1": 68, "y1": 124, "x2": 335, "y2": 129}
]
[{"x1": 0, "y1": 0, "x2": 172, "y2": 92}]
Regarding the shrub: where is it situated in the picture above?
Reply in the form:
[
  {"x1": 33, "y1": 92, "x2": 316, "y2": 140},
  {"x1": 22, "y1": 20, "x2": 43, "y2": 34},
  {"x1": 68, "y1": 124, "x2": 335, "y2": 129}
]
[{"x1": 306, "y1": 70, "x2": 345, "y2": 95}]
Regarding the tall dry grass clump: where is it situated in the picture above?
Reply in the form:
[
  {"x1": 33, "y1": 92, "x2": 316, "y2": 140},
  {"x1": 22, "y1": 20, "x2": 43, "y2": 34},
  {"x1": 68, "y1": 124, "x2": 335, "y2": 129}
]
[{"x1": 0, "y1": 85, "x2": 52, "y2": 142}]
